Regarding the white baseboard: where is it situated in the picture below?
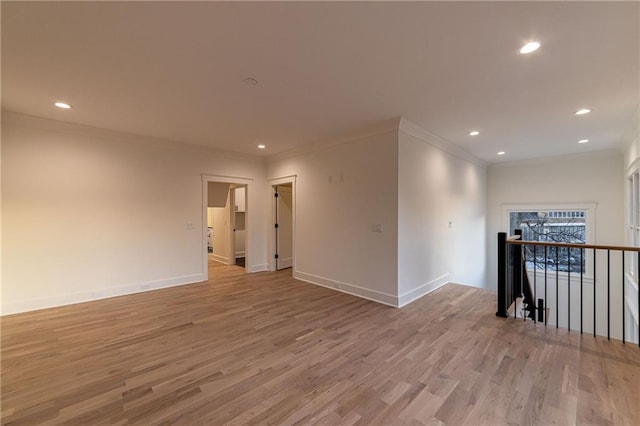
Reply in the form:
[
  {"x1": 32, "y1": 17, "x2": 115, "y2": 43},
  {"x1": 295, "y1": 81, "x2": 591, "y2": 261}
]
[
  {"x1": 398, "y1": 273, "x2": 450, "y2": 307},
  {"x1": 248, "y1": 263, "x2": 268, "y2": 273},
  {"x1": 210, "y1": 253, "x2": 231, "y2": 264},
  {"x1": 293, "y1": 270, "x2": 398, "y2": 307},
  {"x1": 278, "y1": 257, "x2": 293, "y2": 269},
  {"x1": 234, "y1": 251, "x2": 246, "y2": 258},
  {"x1": 1, "y1": 273, "x2": 206, "y2": 316}
]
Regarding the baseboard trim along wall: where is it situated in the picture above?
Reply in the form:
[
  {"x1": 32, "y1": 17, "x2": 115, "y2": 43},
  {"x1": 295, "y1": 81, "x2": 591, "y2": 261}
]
[
  {"x1": 278, "y1": 257, "x2": 294, "y2": 270},
  {"x1": 398, "y1": 273, "x2": 450, "y2": 307},
  {"x1": 1, "y1": 273, "x2": 205, "y2": 316},
  {"x1": 293, "y1": 270, "x2": 399, "y2": 307},
  {"x1": 210, "y1": 254, "x2": 231, "y2": 264},
  {"x1": 248, "y1": 264, "x2": 269, "y2": 273}
]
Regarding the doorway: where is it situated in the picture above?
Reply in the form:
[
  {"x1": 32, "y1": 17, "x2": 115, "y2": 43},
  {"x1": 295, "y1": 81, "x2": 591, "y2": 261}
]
[
  {"x1": 230, "y1": 185, "x2": 247, "y2": 268},
  {"x1": 274, "y1": 183, "x2": 293, "y2": 270},
  {"x1": 202, "y1": 175, "x2": 252, "y2": 280}
]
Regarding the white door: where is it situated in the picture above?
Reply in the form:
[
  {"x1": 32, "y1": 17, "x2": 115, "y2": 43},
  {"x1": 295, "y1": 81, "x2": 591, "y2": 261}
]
[
  {"x1": 233, "y1": 187, "x2": 246, "y2": 260},
  {"x1": 275, "y1": 184, "x2": 293, "y2": 270}
]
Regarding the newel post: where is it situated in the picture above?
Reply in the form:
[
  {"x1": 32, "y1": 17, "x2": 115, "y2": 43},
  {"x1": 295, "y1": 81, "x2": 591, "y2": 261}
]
[{"x1": 497, "y1": 232, "x2": 508, "y2": 317}]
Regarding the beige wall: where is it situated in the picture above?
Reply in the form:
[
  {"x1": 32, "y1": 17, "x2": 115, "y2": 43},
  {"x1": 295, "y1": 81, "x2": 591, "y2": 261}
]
[
  {"x1": 398, "y1": 127, "x2": 487, "y2": 305},
  {"x1": 623, "y1": 128, "x2": 640, "y2": 343},
  {"x1": 488, "y1": 150, "x2": 624, "y2": 286},
  {"x1": 1, "y1": 112, "x2": 268, "y2": 314},
  {"x1": 268, "y1": 129, "x2": 399, "y2": 305}
]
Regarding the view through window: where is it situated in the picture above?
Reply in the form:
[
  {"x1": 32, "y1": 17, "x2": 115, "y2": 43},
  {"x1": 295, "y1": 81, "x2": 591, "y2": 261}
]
[{"x1": 509, "y1": 210, "x2": 586, "y2": 273}]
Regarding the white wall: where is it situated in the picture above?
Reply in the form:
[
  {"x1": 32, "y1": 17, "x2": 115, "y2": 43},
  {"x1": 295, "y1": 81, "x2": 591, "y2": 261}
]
[
  {"x1": 1, "y1": 112, "x2": 267, "y2": 314},
  {"x1": 268, "y1": 128, "x2": 399, "y2": 305},
  {"x1": 488, "y1": 150, "x2": 624, "y2": 289},
  {"x1": 397, "y1": 125, "x2": 487, "y2": 305},
  {"x1": 623, "y1": 127, "x2": 640, "y2": 343}
]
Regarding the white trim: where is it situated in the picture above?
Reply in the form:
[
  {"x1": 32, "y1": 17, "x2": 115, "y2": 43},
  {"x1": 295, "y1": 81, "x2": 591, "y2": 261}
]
[
  {"x1": 398, "y1": 274, "x2": 450, "y2": 307},
  {"x1": 501, "y1": 202, "x2": 597, "y2": 243},
  {"x1": 625, "y1": 157, "x2": 640, "y2": 176},
  {"x1": 248, "y1": 264, "x2": 268, "y2": 273},
  {"x1": 3, "y1": 111, "x2": 264, "y2": 164},
  {"x1": 491, "y1": 149, "x2": 621, "y2": 170},
  {"x1": 268, "y1": 118, "x2": 400, "y2": 162},
  {"x1": 202, "y1": 175, "x2": 253, "y2": 278},
  {"x1": 269, "y1": 175, "x2": 298, "y2": 186},
  {"x1": 1, "y1": 273, "x2": 205, "y2": 316},
  {"x1": 624, "y1": 272, "x2": 639, "y2": 324},
  {"x1": 294, "y1": 270, "x2": 398, "y2": 307},
  {"x1": 202, "y1": 174, "x2": 254, "y2": 184},
  {"x1": 269, "y1": 175, "x2": 297, "y2": 272},
  {"x1": 210, "y1": 253, "x2": 231, "y2": 264},
  {"x1": 278, "y1": 257, "x2": 294, "y2": 269},
  {"x1": 398, "y1": 117, "x2": 486, "y2": 167}
]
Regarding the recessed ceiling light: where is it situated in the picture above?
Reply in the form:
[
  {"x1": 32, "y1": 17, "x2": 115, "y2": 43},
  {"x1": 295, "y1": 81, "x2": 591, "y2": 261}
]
[
  {"x1": 575, "y1": 108, "x2": 592, "y2": 115},
  {"x1": 54, "y1": 101, "x2": 72, "y2": 109},
  {"x1": 578, "y1": 139, "x2": 589, "y2": 144},
  {"x1": 497, "y1": 151, "x2": 506, "y2": 156},
  {"x1": 469, "y1": 131, "x2": 480, "y2": 136},
  {"x1": 242, "y1": 78, "x2": 258, "y2": 86},
  {"x1": 519, "y1": 41, "x2": 541, "y2": 54},
  {"x1": 257, "y1": 144, "x2": 266, "y2": 149}
]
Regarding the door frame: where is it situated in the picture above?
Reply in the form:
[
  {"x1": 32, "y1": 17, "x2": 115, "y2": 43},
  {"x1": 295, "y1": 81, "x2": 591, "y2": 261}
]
[
  {"x1": 202, "y1": 174, "x2": 253, "y2": 280},
  {"x1": 268, "y1": 175, "x2": 297, "y2": 272}
]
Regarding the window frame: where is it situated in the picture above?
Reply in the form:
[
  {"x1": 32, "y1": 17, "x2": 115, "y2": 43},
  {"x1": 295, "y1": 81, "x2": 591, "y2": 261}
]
[
  {"x1": 626, "y1": 165, "x2": 640, "y2": 280},
  {"x1": 501, "y1": 203, "x2": 597, "y2": 278}
]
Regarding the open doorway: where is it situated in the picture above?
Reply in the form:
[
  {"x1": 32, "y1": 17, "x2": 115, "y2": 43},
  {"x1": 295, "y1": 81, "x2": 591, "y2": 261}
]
[
  {"x1": 230, "y1": 185, "x2": 247, "y2": 268},
  {"x1": 273, "y1": 183, "x2": 294, "y2": 271},
  {"x1": 202, "y1": 175, "x2": 251, "y2": 280}
]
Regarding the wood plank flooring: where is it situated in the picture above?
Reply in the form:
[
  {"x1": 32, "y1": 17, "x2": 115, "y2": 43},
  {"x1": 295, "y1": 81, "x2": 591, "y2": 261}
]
[{"x1": 2, "y1": 260, "x2": 639, "y2": 425}]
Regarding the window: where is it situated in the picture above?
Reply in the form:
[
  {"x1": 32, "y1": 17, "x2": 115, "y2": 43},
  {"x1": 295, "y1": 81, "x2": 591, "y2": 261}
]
[{"x1": 503, "y1": 204, "x2": 595, "y2": 274}]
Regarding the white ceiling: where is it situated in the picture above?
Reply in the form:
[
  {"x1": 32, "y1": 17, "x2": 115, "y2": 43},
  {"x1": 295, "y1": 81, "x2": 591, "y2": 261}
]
[{"x1": 2, "y1": 1, "x2": 638, "y2": 163}]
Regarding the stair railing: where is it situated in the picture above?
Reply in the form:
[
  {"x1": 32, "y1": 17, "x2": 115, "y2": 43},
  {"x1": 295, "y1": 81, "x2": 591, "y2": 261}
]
[{"x1": 497, "y1": 230, "x2": 640, "y2": 346}]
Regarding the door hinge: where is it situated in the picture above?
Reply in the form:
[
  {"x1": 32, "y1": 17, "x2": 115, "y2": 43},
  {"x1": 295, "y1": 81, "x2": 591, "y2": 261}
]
[
  {"x1": 275, "y1": 223, "x2": 279, "y2": 228},
  {"x1": 275, "y1": 254, "x2": 279, "y2": 259},
  {"x1": 274, "y1": 192, "x2": 279, "y2": 198}
]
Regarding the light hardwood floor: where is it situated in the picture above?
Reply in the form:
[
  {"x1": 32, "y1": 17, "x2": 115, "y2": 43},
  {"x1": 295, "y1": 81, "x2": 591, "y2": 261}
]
[{"x1": 2, "y1": 260, "x2": 639, "y2": 425}]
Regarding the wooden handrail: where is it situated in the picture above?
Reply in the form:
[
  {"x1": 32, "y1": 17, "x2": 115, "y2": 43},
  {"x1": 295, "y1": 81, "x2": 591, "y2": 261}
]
[{"x1": 507, "y1": 239, "x2": 640, "y2": 252}]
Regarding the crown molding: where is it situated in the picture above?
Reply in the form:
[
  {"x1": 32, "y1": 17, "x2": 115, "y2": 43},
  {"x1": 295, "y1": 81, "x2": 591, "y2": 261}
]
[
  {"x1": 267, "y1": 117, "x2": 401, "y2": 163},
  {"x1": 398, "y1": 117, "x2": 486, "y2": 168},
  {"x1": 1, "y1": 110, "x2": 266, "y2": 165},
  {"x1": 488, "y1": 148, "x2": 622, "y2": 170}
]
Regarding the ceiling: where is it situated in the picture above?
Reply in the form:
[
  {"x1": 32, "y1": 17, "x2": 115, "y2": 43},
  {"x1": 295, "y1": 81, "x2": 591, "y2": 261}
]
[{"x1": 2, "y1": 1, "x2": 638, "y2": 163}]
